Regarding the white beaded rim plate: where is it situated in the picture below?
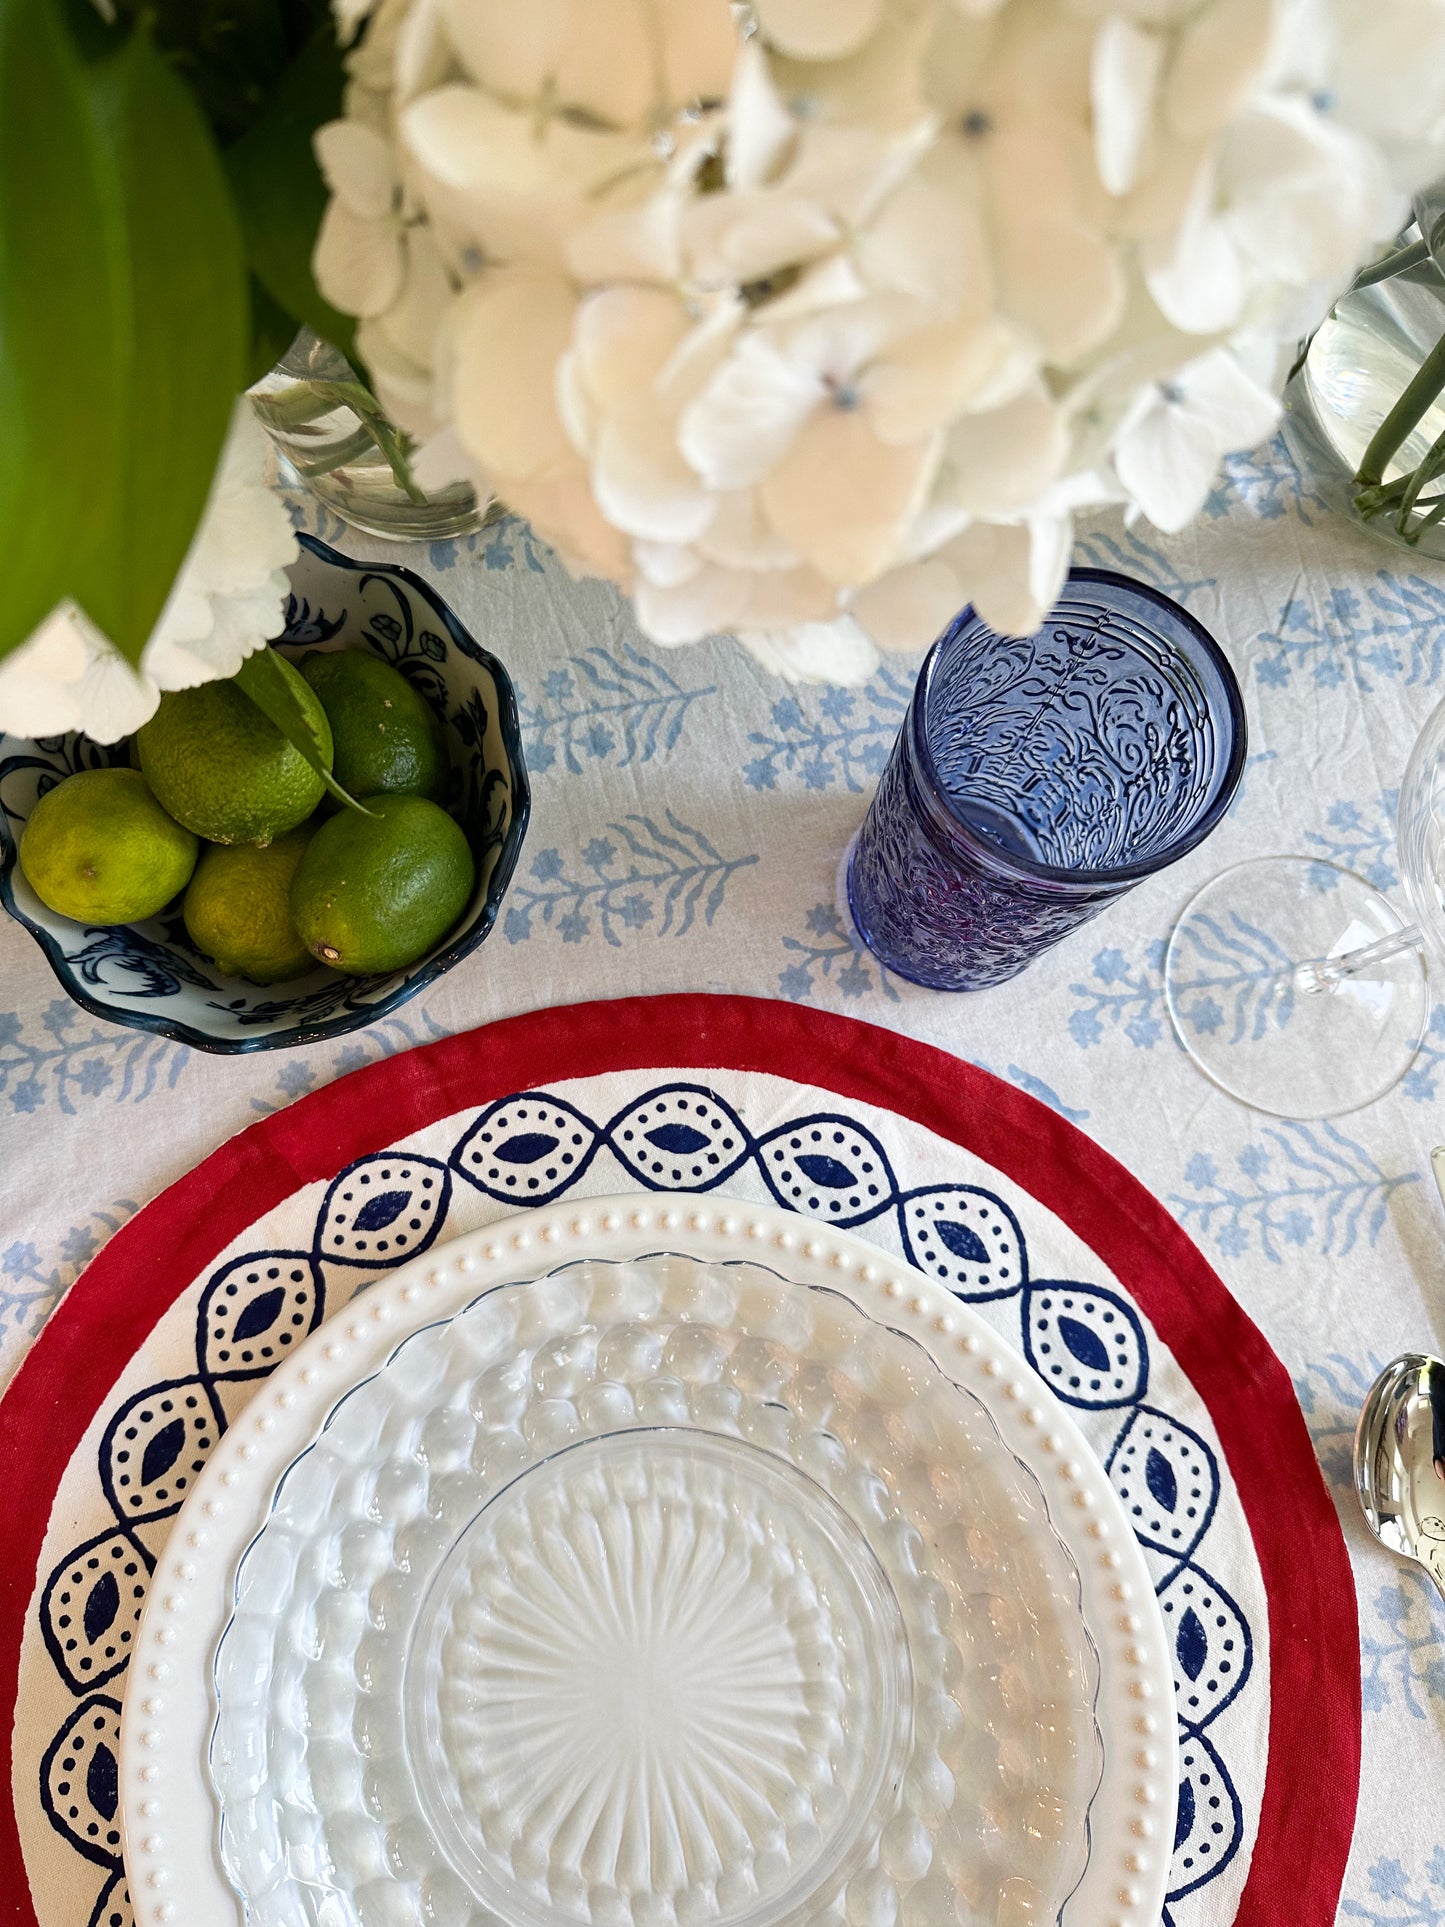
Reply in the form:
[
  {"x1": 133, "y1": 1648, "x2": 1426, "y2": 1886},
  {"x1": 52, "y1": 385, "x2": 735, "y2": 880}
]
[{"x1": 118, "y1": 1196, "x2": 1177, "y2": 1927}]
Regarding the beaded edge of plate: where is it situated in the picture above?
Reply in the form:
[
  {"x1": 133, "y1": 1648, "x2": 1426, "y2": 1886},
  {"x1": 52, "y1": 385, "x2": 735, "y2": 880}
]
[{"x1": 118, "y1": 1195, "x2": 1176, "y2": 1927}]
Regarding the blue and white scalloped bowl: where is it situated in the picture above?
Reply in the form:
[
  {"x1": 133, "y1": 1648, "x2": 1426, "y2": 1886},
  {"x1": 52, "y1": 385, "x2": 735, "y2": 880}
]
[{"x1": 0, "y1": 535, "x2": 530, "y2": 1054}]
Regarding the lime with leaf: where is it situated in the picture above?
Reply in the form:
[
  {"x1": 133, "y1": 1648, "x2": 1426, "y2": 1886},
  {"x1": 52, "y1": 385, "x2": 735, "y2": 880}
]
[{"x1": 137, "y1": 650, "x2": 332, "y2": 845}]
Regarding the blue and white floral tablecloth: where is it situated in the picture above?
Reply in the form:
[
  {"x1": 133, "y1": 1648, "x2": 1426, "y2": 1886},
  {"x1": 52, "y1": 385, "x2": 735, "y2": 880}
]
[{"x1": 3, "y1": 440, "x2": 1444, "y2": 1924}]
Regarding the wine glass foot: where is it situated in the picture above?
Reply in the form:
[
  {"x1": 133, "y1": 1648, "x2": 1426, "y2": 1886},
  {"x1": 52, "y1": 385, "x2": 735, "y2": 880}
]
[{"x1": 1164, "y1": 857, "x2": 1429, "y2": 1118}]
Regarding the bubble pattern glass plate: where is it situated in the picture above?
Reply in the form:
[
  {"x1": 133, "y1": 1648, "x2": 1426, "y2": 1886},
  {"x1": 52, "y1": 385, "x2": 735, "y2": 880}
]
[{"x1": 209, "y1": 1256, "x2": 1102, "y2": 1927}]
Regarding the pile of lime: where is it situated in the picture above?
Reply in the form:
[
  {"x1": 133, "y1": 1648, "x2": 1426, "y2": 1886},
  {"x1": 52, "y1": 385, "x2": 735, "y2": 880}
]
[{"x1": 17, "y1": 649, "x2": 476, "y2": 984}]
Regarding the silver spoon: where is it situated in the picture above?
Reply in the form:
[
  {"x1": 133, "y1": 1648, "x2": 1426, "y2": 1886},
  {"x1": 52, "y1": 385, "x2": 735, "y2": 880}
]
[
  {"x1": 1354, "y1": 1353, "x2": 1445, "y2": 1603},
  {"x1": 1352, "y1": 1146, "x2": 1445, "y2": 1601}
]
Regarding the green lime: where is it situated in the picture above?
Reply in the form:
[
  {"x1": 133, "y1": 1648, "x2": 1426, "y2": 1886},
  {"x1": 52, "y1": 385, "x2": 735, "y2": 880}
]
[
  {"x1": 301, "y1": 649, "x2": 446, "y2": 803},
  {"x1": 137, "y1": 654, "x2": 333, "y2": 845},
  {"x1": 18, "y1": 767, "x2": 198, "y2": 925},
  {"x1": 290, "y1": 794, "x2": 475, "y2": 974},
  {"x1": 183, "y1": 826, "x2": 320, "y2": 983}
]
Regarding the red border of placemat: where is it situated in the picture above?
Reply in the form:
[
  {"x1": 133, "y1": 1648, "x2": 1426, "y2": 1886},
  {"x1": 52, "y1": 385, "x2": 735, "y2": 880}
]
[{"x1": 0, "y1": 993, "x2": 1358, "y2": 1927}]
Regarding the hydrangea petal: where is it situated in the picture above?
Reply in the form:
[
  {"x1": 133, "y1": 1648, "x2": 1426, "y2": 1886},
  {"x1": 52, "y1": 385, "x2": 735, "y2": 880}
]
[
  {"x1": 447, "y1": 271, "x2": 577, "y2": 481},
  {"x1": 1164, "y1": 0, "x2": 1274, "y2": 141},
  {"x1": 1114, "y1": 391, "x2": 1220, "y2": 530},
  {"x1": 1091, "y1": 15, "x2": 1164, "y2": 196},
  {"x1": 759, "y1": 403, "x2": 940, "y2": 584},
  {"x1": 736, "y1": 614, "x2": 879, "y2": 683},
  {"x1": 942, "y1": 515, "x2": 1071, "y2": 638},
  {"x1": 861, "y1": 318, "x2": 1029, "y2": 444},
  {"x1": 312, "y1": 199, "x2": 404, "y2": 318},
  {"x1": 848, "y1": 558, "x2": 963, "y2": 654},
  {"x1": 937, "y1": 386, "x2": 1068, "y2": 515},
  {"x1": 593, "y1": 390, "x2": 718, "y2": 543},
  {"x1": 314, "y1": 120, "x2": 397, "y2": 220},
  {"x1": 683, "y1": 191, "x2": 840, "y2": 288},
  {"x1": 678, "y1": 331, "x2": 821, "y2": 489},
  {"x1": 727, "y1": 37, "x2": 795, "y2": 191},
  {"x1": 754, "y1": 0, "x2": 883, "y2": 63}
]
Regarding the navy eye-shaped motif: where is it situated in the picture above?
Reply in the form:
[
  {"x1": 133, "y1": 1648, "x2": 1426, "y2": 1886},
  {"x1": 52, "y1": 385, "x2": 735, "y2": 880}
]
[
  {"x1": 198, "y1": 1251, "x2": 320, "y2": 1379},
  {"x1": 452, "y1": 1093, "x2": 600, "y2": 1202},
  {"x1": 315, "y1": 1153, "x2": 450, "y2": 1265},
  {"x1": 1158, "y1": 1564, "x2": 1251, "y2": 1722},
  {"x1": 757, "y1": 1116, "x2": 893, "y2": 1222},
  {"x1": 1169, "y1": 1731, "x2": 1242, "y2": 1898},
  {"x1": 40, "y1": 1696, "x2": 124, "y2": 1868},
  {"x1": 1022, "y1": 1279, "x2": 1147, "y2": 1407},
  {"x1": 609, "y1": 1086, "x2": 750, "y2": 1190},
  {"x1": 902, "y1": 1187, "x2": 1027, "y2": 1300},
  {"x1": 1106, "y1": 1406, "x2": 1219, "y2": 1562},
  {"x1": 99, "y1": 1382, "x2": 217, "y2": 1525},
  {"x1": 40, "y1": 1529, "x2": 152, "y2": 1693}
]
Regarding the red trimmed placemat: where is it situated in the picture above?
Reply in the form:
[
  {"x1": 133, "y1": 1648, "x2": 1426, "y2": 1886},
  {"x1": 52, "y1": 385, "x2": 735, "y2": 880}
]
[{"x1": 0, "y1": 993, "x2": 1357, "y2": 1927}]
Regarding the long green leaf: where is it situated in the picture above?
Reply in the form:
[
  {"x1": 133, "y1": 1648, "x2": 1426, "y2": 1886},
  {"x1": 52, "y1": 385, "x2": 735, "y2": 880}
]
[
  {"x1": 225, "y1": 24, "x2": 357, "y2": 362},
  {"x1": 0, "y1": 0, "x2": 125, "y2": 651},
  {"x1": 80, "y1": 27, "x2": 249, "y2": 658},
  {"x1": 0, "y1": 4, "x2": 249, "y2": 666},
  {"x1": 233, "y1": 648, "x2": 373, "y2": 813}
]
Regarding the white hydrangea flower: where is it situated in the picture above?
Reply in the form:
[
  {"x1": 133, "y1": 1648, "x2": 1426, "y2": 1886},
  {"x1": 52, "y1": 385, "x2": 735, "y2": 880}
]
[
  {"x1": 0, "y1": 406, "x2": 294, "y2": 743},
  {"x1": 307, "y1": 0, "x2": 1445, "y2": 682}
]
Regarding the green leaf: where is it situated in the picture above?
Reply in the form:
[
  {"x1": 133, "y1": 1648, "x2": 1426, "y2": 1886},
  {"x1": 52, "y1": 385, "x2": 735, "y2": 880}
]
[
  {"x1": 245, "y1": 275, "x2": 302, "y2": 388},
  {"x1": 0, "y1": 0, "x2": 126, "y2": 652},
  {"x1": 0, "y1": 3, "x2": 249, "y2": 665},
  {"x1": 233, "y1": 648, "x2": 373, "y2": 813},
  {"x1": 108, "y1": 0, "x2": 288, "y2": 142},
  {"x1": 80, "y1": 28, "x2": 249, "y2": 657},
  {"x1": 224, "y1": 24, "x2": 356, "y2": 362}
]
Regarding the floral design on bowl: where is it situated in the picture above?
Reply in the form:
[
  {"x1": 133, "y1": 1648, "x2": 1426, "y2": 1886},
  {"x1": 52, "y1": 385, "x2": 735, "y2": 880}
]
[{"x1": 0, "y1": 535, "x2": 530, "y2": 1054}]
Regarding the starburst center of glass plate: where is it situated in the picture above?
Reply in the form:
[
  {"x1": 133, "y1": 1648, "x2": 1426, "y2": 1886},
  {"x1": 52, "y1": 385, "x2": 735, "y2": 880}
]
[{"x1": 405, "y1": 1428, "x2": 911, "y2": 1927}]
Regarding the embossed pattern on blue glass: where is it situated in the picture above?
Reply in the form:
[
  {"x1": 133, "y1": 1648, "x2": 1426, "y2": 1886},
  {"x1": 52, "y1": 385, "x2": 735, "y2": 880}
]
[{"x1": 847, "y1": 569, "x2": 1247, "y2": 992}]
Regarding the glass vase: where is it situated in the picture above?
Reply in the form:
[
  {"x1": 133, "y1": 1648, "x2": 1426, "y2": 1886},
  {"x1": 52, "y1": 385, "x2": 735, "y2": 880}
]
[
  {"x1": 250, "y1": 329, "x2": 495, "y2": 543},
  {"x1": 1282, "y1": 182, "x2": 1445, "y2": 559}
]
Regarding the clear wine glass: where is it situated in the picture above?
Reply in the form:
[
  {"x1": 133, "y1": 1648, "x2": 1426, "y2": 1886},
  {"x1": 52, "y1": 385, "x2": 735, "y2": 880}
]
[{"x1": 1164, "y1": 694, "x2": 1445, "y2": 1117}]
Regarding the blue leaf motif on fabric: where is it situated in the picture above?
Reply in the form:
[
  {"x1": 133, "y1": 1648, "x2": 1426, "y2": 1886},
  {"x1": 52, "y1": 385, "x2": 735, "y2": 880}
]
[
  {"x1": 1147, "y1": 1445, "x2": 1179, "y2": 1513},
  {"x1": 646, "y1": 1123, "x2": 711, "y2": 1156},
  {"x1": 1174, "y1": 1777, "x2": 1195, "y2": 1854},
  {"x1": 1176, "y1": 1606, "x2": 1208, "y2": 1682},
  {"x1": 795, "y1": 1153, "x2": 856, "y2": 1189},
  {"x1": 494, "y1": 1132, "x2": 559, "y2": 1165},
  {"x1": 1058, "y1": 1315, "x2": 1111, "y2": 1372},
  {"x1": 82, "y1": 1573, "x2": 118, "y2": 1645},
  {"x1": 139, "y1": 1420, "x2": 185, "y2": 1489},
  {"x1": 935, "y1": 1220, "x2": 990, "y2": 1264},
  {"x1": 86, "y1": 1743, "x2": 118, "y2": 1822},
  {"x1": 350, "y1": 1189, "x2": 413, "y2": 1233},
  {"x1": 232, "y1": 1286, "x2": 286, "y2": 1343}
]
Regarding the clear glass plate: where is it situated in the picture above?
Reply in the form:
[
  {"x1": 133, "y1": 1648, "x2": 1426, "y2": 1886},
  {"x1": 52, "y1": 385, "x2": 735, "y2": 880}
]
[{"x1": 209, "y1": 1256, "x2": 1102, "y2": 1927}]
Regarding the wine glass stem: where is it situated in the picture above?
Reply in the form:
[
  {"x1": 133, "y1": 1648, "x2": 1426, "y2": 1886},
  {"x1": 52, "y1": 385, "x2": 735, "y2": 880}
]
[{"x1": 1295, "y1": 923, "x2": 1425, "y2": 994}]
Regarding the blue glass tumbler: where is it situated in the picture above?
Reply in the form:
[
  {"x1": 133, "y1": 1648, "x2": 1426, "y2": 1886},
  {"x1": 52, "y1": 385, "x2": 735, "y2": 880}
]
[{"x1": 845, "y1": 568, "x2": 1247, "y2": 991}]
